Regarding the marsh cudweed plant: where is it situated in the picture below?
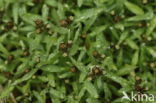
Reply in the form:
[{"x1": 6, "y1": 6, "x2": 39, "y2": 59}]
[{"x1": 0, "y1": 0, "x2": 156, "y2": 103}]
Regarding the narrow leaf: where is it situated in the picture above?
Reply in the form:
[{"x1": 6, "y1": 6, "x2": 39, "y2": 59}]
[
  {"x1": 84, "y1": 81, "x2": 98, "y2": 98},
  {"x1": 124, "y1": 1, "x2": 144, "y2": 15}
]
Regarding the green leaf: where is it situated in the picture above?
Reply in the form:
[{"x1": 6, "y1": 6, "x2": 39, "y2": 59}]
[
  {"x1": 90, "y1": 25, "x2": 107, "y2": 37},
  {"x1": 69, "y1": 43, "x2": 79, "y2": 56},
  {"x1": 45, "y1": 0, "x2": 58, "y2": 7},
  {"x1": 47, "y1": 74, "x2": 55, "y2": 87},
  {"x1": 84, "y1": 81, "x2": 98, "y2": 98},
  {"x1": 77, "y1": 0, "x2": 83, "y2": 7},
  {"x1": 78, "y1": 49, "x2": 86, "y2": 62},
  {"x1": 124, "y1": 1, "x2": 144, "y2": 15},
  {"x1": 33, "y1": 91, "x2": 45, "y2": 103},
  {"x1": 146, "y1": 17, "x2": 156, "y2": 36},
  {"x1": 84, "y1": 16, "x2": 97, "y2": 32},
  {"x1": 131, "y1": 50, "x2": 139, "y2": 65},
  {"x1": 126, "y1": 12, "x2": 153, "y2": 21},
  {"x1": 0, "y1": 0, "x2": 4, "y2": 8},
  {"x1": 146, "y1": 47, "x2": 156, "y2": 58},
  {"x1": 49, "y1": 88, "x2": 64, "y2": 99},
  {"x1": 42, "y1": 4, "x2": 49, "y2": 21},
  {"x1": 41, "y1": 65, "x2": 66, "y2": 73},
  {"x1": 12, "y1": 3, "x2": 19, "y2": 24},
  {"x1": 0, "y1": 44, "x2": 9, "y2": 55},
  {"x1": 126, "y1": 39, "x2": 138, "y2": 50},
  {"x1": 18, "y1": 26, "x2": 35, "y2": 32},
  {"x1": 21, "y1": 13, "x2": 43, "y2": 25},
  {"x1": 70, "y1": 57, "x2": 87, "y2": 72},
  {"x1": 75, "y1": 8, "x2": 104, "y2": 22},
  {"x1": 58, "y1": 72, "x2": 73, "y2": 78},
  {"x1": 118, "y1": 31, "x2": 128, "y2": 45},
  {"x1": 117, "y1": 65, "x2": 137, "y2": 76},
  {"x1": 78, "y1": 88, "x2": 86, "y2": 100},
  {"x1": 13, "y1": 69, "x2": 38, "y2": 85},
  {"x1": 79, "y1": 73, "x2": 87, "y2": 83},
  {"x1": 103, "y1": 83, "x2": 112, "y2": 100},
  {"x1": 0, "y1": 85, "x2": 14, "y2": 99},
  {"x1": 117, "y1": 49, "x2": 123, "y2": 66},
  {"x1": 105, "y1": 73, "x2": 129, "y2": 87},
  {"x1": 0, "y1": 75, "x2": 7, "y2": 84},
  {"x1": 21, "y1": 81, "x2": 30, "y2": 94}
]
